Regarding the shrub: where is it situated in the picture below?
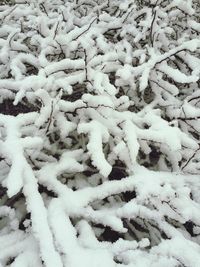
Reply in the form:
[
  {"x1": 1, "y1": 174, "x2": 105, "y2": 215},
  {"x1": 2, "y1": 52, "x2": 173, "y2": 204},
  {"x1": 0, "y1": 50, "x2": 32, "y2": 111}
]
[{"x1": 0, "y1": 1, "x2": 200, "y2": 266}]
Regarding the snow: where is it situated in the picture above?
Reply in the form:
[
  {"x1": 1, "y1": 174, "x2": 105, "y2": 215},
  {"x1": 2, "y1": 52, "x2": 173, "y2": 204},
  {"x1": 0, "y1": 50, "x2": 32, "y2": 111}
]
[
  {"x1": 123, "y1": 120, "x2": 139, "y2": 165},
  {"x1": 44, "y1": 58, "x2": 85, "y2": 76},
  {"x1": 188, "y1": 20, "x2": 200, "y2": 32},
  {"x1": 78, "y1": 121, "x2": 112, "y2": 177},
  {"x1": 1, "y1": 1, "x2": 200, "y2": 267},
  {"x1": 159, "y1": 62, "x2": 199, "y2": 84}
]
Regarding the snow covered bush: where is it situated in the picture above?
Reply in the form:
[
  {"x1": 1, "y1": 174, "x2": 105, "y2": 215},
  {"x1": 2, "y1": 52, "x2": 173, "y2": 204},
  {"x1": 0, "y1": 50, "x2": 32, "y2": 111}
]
[{"x1": 0, "y1": 0, "x2": 200, "y2": 266}]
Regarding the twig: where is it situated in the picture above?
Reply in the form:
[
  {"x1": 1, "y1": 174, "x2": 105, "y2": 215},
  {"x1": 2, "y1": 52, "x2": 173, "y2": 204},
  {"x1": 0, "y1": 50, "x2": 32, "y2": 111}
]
[
  {"x1": 150, "y1": 9, "x2": 157, "y2": 46},
  {"x1": 181, "y1": 147, "x2": 200, "y2": 171},
  {"x1": 155, "y1": 49, "x2": 186, "y2": 66},
  {"x1": 46, "y1": 101, "x2": 54, "y2": 134},
  {"x1": 73, "y1": 17, "x2": 97, "y2": 41},
  {"x1": 9, "y1": 31, "x2": 18, "y2": 48},
  {"x1": 39, "y1": 3, "x2": 48, "y2": 16},
  {"x1": 84, "y1": 49, "x2": 88, "y2": 81},
  {"x1": 53, "y1": 21, "x2": 60, "y2": 39},
  {"x1": 122, "y1": 6, "x2": 134, "y2": 23}
]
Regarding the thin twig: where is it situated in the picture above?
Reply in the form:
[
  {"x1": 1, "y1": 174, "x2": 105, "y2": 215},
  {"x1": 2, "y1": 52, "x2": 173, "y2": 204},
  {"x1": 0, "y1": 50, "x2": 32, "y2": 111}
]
[
  {"x1": 181, "y1": 147, "x2": 200, "y2": 171},
  {"x1": 73, "y1": 17, "x2": 97, "y2": 41},
  {"x1": 46, "y1": 101, "x2": 54, "y2": 134},
  {"x1": 53, "y1": 21, "x2": 60, "y2": 39}
]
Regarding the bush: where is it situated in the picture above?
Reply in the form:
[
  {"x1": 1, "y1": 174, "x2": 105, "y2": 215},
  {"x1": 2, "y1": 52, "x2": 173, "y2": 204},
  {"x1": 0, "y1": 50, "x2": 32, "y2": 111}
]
[{"x1": 0, "y1": 0, "x2": 200, "y2": 266}]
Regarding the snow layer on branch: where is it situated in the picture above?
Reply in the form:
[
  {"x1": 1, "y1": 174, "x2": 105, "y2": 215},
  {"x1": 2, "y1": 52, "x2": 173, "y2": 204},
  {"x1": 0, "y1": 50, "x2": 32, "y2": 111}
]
[
  {"x1": 123, "y1": 120, "x2": 139, "y2": 165},
  {"x1": 159, "y1": 62, "x2": 199, "y2": 84},
  {"x1": 78, "y1": 121, "x2": 112, "y2": 177},
  {"x1": 0, "y1": 114, "x2": 41, "y2": 196},
  {"x1": 44, "y1": 58, "x2": 85, "y2": 76}
]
